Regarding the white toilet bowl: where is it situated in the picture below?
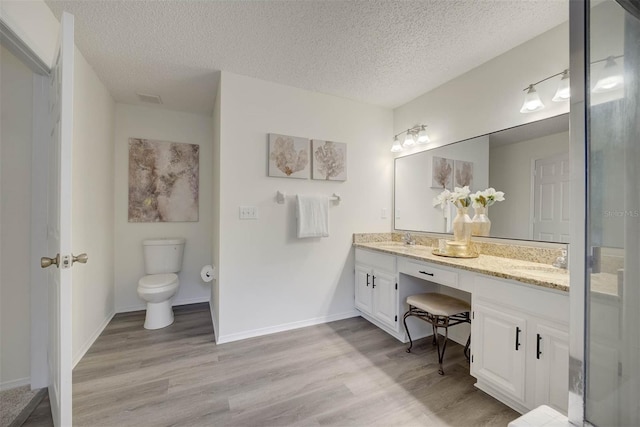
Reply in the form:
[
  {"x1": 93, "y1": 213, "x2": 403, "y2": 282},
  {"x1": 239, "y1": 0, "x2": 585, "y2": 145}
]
[{"x1": 137, "y1": 273, "x2": 179, "y2": 329}]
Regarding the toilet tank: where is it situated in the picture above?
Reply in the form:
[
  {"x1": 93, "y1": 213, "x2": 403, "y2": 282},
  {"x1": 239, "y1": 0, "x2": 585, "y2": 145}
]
[{"x1": 142, "y1": 238, "x2": 185, "y2": 274}]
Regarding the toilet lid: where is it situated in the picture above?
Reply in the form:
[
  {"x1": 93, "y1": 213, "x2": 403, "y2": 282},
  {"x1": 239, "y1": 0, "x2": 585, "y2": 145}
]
[{"x1": 138, "y1": 273, "x2": 178, "y2": 288}]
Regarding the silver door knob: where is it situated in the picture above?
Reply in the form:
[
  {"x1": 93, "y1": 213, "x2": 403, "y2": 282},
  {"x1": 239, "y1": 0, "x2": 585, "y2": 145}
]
[
  {"x1": 41, "y1": 254, "x2": 60, "y2": 268},
  {"x1": 72, "y1": 253, "x2": 88, "y2": 265}
]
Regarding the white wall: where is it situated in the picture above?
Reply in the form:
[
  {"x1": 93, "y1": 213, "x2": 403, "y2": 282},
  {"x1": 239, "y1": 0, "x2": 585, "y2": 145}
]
[
  {"x1": 489, "y1": 131, "x2": 569, "y2": 240},
  {"x1": 0, "y1": 45, "x2": 33, "y2": 389},
  {"x1": 216, "y1": 71, "x2": 393, "y2": 343},
  {"x1": 114, "y1": 104, "x2": 213, "y2": 312},
  {"x1": 0, "y1": 0, "x2": 59, "y2": 66},
  {"x1": 71, "y1": 48, "x2": 116, "y2": 365},
  {"x1": 395, "y1": 135, "x2": 489, "y2": 233},
  {"x1": 393, "y1": 19, "x2": 569, "y2": 155}
]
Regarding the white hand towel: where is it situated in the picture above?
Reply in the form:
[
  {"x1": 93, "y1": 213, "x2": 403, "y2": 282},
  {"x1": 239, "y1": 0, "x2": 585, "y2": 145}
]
[{"x1": 296, "y1": 195, "x2": 329, "y2": 238}]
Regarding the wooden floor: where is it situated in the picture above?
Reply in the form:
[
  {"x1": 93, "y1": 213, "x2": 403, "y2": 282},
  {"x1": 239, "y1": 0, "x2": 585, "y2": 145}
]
[{"x1": 25, "y1": 303, "x2": 518, "y2": 426}]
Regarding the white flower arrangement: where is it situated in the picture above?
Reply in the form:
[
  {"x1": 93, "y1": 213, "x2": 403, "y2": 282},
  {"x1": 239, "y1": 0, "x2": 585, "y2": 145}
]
[
  {"x1": 433, "y1": 186, "x2": 472, "y2": 209},
  {"x1": 471, "y1": 188, "x2": 505, "y2": 209}
]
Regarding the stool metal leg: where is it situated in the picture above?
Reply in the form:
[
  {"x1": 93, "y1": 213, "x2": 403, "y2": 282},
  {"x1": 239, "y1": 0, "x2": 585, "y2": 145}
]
[
  {"x1": 435, "y1": 318, "x2": 450, "y2": 375},
  {"x1": 403, "y1": 309, "x2": 414, "y2": 353},
  {"x1": 464, "y1": 333, "x2": 471, "y2": 362}
]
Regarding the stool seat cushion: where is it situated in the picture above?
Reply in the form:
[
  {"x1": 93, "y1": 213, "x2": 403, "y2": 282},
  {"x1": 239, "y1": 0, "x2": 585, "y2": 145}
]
[{"x1": 406, "y1": 293, "x2": 471, "y2": 317}]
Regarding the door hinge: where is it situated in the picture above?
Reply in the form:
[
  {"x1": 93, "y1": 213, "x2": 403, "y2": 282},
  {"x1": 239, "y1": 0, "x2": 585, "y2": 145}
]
[
  {"x1": 472, "y1": 311, "x2": 474, "y2": 320},
  {"x1": 395, "y1": 283, "x2": 398, "y2": 290},
  {"x1": 471, "y1": 354, "x2": 474, "y2": 363},
  {"x1": 395, "y1": 315, "x2": 398, "y2": 322}
]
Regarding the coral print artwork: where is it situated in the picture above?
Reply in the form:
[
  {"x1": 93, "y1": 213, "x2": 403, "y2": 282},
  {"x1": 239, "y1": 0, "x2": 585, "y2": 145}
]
[
  {"x1": 128, "y1": 138, "x2": 199, "y2": 222},
  {"x1": 431, "y1": 156, "x2": 453, "y2": 190},
  {"x1": 312, "y1": 140, "x2": 347, "y2": 181},
  {"x1": 454, "y1": 160, "x2": 474, "y2": 188},
  {"x1": 268, "y1": 134, "x2": 310, "y2": 179}
]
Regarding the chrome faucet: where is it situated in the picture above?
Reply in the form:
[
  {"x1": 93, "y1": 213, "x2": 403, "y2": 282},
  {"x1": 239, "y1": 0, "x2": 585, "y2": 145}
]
[
  {"x1": 403, "y1": 232, "x2": 416, "y2": 245},
  {"x1": 553, "y1": 249, "x2": 568, "y2": 269}
]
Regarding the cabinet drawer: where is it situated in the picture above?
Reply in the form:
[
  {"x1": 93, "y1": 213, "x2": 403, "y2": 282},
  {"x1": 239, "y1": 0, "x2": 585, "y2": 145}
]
[
  {"x1": 399, "y1": 259, "x2": 458, "y2": 288},
  {"x1": 355, "y1": 248, "x2": 396, "y2": 272}
]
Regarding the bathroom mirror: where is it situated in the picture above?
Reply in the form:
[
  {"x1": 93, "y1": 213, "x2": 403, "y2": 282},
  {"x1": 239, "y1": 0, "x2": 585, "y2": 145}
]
[{"x1": 394, "y1": 114, "x2": 570, "y2": 243}]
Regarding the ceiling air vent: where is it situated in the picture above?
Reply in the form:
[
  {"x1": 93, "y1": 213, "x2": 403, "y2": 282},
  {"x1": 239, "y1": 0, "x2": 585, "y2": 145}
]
[{"x1": 137, "y1": 93, "x2": 163, "y2": 104}]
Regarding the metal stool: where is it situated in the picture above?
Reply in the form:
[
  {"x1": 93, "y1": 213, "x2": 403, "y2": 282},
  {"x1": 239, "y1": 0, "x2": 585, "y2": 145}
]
[{"x1": 403, "y1": 292, "x2": 471, "y2": 375}]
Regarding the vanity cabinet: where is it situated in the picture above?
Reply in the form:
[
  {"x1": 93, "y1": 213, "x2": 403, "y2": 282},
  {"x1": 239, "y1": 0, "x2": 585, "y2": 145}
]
[
  {"x1": 354, "y1": 249, "x2": 399, "y2": 333},
  {"x1": 471, "y1": 275, "x2": 569, "y2": 414}
]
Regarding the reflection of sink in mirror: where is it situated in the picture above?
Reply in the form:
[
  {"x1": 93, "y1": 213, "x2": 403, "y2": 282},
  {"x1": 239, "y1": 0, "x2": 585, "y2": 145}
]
[{"x1": 510, "y1": 266, "x2": 568, "y2": 276}]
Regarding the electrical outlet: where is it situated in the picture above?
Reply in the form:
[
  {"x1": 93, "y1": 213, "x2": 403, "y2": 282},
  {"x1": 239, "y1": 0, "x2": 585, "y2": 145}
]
[
  {"x1": 381, "y1": 208, "x2": 388, "y2": 219},
  {"x1": 395, "y1": 210, "x2": 401, "y2": 219},
  {"x1": 239, "y1": 206, "x2": 258, "y2": 220}
]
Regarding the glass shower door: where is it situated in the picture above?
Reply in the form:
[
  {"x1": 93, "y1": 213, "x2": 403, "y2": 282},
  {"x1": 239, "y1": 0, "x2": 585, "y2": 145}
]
[{"x1": 586, "y1": 1, "x2": 640, "y2": 425}]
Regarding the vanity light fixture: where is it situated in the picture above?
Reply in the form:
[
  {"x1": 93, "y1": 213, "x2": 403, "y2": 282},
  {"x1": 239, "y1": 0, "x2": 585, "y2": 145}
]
[
  {"x1": 391, "y1": 136, "x2": 403, "y2": 153},
  {"x1": 552, "y1": 70, "x2": 571, "y2": 102},
  {"x1": 391, "y1": 124, "x2": 430, "y2": 152},
  {"x1": 520, "y1": 54, "x2": 624, "y2": 113},
  {"x1": 520, "y1": 84, "x2": 545, "y2": 113},
  {"x1": 593, "y1": 55, "x2": 624, "y2": 93}
]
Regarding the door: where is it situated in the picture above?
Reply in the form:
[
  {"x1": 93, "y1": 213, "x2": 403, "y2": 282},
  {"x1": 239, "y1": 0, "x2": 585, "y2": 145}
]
[
  {"x1": 534, "y1": 324, "x2": 569, "y2": 413},
  {"x1": 41, "y1": 12, "x2": 74, "y2": 427},
  {"x1": 471, "y1": 302, "x2": 526, "y2": 402},
  {"x1": 355, "y1": 265, "x2": 373, "y2": 315},
  {"x1": 532, "y1": 152, "x2": 571, "y2": 242},
  {"x1": 371, "y1": 270, "x2": 397, "y2": 330}
]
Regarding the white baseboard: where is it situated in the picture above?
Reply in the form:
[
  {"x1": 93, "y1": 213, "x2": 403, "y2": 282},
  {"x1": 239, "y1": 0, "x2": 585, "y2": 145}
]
[
  {"x1": 216, "y1": 310, "x2": 361, "y2": 344},
  {"x1": 116, "y1": 296, "x2": 210, "y2": 314},
  {"x1": 0, "y1": 376, "x2": 30, "y2": 391},
  {"x1": 73, "y1": 310, "x2": 115, "y2": 368}
]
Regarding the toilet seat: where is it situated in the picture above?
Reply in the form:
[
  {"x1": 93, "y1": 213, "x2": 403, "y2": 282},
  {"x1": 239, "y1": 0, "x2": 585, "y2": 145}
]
[{"x1": 138, "y1": 273, "x2": 178, "y2": 289}]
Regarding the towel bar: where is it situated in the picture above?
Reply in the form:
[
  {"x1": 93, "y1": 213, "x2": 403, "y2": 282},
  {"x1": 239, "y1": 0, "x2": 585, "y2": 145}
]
[{"x1": 276, "y1": 191, "x2": 341, "y2": 204}]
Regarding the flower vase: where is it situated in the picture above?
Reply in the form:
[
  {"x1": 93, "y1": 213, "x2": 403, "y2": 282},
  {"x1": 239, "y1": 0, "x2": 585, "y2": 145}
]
[
  {"x1": 452, "y1": 207, "x2": 473, "y2": 244},
  {"x1": 472, "y1": 206, "x2": 491, "y2": 237}
]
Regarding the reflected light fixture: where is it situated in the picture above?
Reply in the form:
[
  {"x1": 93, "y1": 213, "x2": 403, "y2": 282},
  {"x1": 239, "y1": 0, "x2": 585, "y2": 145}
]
[
  {"x1": 552, "y1": 70, "x2": 570, "y2": 102},
  {"x1": 390, "y1": 124, "x2": 430, "y2": 152},
  {"x1": 593, "y1": 56, "x2": 624, "y2": 93},
  {"x1": 520, "y1": 84, "x2": 545, "y2": 113}
]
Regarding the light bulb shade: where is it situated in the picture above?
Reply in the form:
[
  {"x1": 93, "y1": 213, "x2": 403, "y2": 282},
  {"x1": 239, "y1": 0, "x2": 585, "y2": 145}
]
[
  {"x1": 593, "y1": 56, "x2": 624, "y2": 93},
  {"x1": 520, "y1": 85, "x2": 545, "y2": 113},
  {"x1": 552, "y1": 71, "x2": 570, "y2": 102},
  {"x1": 403, "y1": 132, "x2": 416, "y2": 147},
  {"x1": 391, "y1": 137, "x2": 403, "y2": 152},
  {"x1": 417, "y1": 126, "x2": 430, "y2": 143}
]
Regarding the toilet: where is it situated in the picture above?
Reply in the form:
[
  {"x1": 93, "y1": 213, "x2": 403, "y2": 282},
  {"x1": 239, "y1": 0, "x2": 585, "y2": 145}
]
[{"x1": 137, "y1": 238, "x2": 185, "y2": 330}]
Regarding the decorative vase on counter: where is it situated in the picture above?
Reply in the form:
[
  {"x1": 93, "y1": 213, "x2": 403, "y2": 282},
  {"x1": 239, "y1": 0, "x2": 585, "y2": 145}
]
[
  {"x1": 472, "y1": 206, "x2": 491, "y2": 237},
  {"x1": 452, "y1": 207, "x2": 473, "y2": 244}
]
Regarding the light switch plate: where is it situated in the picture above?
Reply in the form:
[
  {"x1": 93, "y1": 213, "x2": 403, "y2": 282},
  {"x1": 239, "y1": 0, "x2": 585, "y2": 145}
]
[
  {"x1": 381, "y1": 208, "x2": 388, "y2": 219},
  {"x1": 239, "y1": 206, "x2": 258, "y2": 220}
]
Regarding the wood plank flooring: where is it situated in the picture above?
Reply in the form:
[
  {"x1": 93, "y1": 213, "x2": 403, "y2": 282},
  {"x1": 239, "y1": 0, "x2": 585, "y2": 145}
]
[{"x1": 25, "y1": 303, "x2": 518, "y2": 426}]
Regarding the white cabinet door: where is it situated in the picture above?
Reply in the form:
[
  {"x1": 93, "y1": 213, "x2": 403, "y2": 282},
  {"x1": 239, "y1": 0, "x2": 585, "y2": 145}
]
[
  {"x1": 355, "y1": 265, "x2": 373, "y2": 315},
  {"x1": 534, "y1": 324, "x2": 569, "y2": 413},
  {"x1": 372, "y1": 270, "x2": 397, "y2": 329},
  {"x1": 472, "y1": 302, "x2": 527, "y2": 402}
]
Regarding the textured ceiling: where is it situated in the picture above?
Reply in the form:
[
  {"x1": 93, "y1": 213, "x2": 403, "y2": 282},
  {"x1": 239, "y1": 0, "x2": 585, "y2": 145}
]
[{"x1": 45, "y1": 0, "x2": 569, "y2": 114}]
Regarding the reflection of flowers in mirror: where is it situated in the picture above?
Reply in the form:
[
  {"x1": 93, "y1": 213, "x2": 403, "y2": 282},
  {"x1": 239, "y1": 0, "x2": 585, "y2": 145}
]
[
  {"x1": 433, "y1": 186, "x2": 472, "y2": 209},
  {"x1": 471, "y1": 188, "x2": 505, "y2": 208}
]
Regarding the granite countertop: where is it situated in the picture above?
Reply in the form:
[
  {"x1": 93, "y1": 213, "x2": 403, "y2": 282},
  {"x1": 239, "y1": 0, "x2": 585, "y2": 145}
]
[
  {"x1": 355, "y1": 241, "x2": 569, "y2": 291},
  {"x1": 354, "y1": 241, "x2": 618, "y2": 297}
]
